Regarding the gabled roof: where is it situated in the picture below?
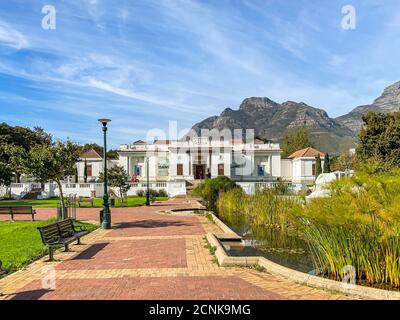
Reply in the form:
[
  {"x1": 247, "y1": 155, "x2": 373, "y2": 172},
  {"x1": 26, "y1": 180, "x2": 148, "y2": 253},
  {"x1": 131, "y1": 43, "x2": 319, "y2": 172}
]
[
  {"x1": 80, "y1": 148, "x2": 102, "y2": 159},
  {"x1": 289, "y1": 147, "x2": 325, "y2": 159},
  {"x1": 154, "y1": 140, "x2": 172, "y2": 145},
  {"x1": 133, "y1": 140, "x2": 146, "y2": 145}
]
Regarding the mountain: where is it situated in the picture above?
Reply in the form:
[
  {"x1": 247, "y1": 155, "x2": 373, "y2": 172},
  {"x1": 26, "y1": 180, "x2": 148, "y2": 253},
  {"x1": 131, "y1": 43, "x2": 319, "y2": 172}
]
[
  {"x1": 190, "y1": 81, "x2": 400, "y2": 155},
  {"x1": 336, "y1": 81, "x2": 400, "y2": 134},
  {"x1": 191, "y1": 98, "x2": 355, "y2": 155}
]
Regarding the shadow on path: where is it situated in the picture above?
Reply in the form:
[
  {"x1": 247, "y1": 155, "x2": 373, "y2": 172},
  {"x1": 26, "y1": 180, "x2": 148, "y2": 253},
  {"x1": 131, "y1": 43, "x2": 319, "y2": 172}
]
[
  {"x1": 11, "y1": 288, "x2": 52, "y2": 300},
  {"x1": 72, "y1": 243, "x2": 109, "y2": 260},
  {"x1": 116, "y1": 219, "x2": 196, "y2": 229}
]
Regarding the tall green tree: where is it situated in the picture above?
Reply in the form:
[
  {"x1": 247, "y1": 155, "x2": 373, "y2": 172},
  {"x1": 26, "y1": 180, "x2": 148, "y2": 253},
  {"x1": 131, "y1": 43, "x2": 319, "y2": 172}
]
[
  {"x1": 98, "y1": 165, "x2": 131, "y2": 202},
  {"x1": 357, "y1": 112, "x2": 400, "y2": 171},
  {"x1": 0, "y1": 145, "x2": 13, "y2": 187},
  {"x1": 282, "y1": 127, "x2": 312, "y2": 157},
  {"x1": 323, "y1": 153, "x2": 331, "y2": 173},
  {"x1": 14, "y1": 140, "x2": 80, "y2": 218},
  {"x1": 83, "y1": 158, "x2": 88, "y2": 183},
  {"x1": 315, "y1": 155, "x2": 322, "y2": 178},
  {"x1": 0, "y1": 123, "x2": 52, "y2": 183}
]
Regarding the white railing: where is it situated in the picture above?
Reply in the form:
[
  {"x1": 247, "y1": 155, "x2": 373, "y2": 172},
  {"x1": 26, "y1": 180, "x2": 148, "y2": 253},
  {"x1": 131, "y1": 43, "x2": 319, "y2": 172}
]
[
  {"x1": 237, "y1": 181, "x2": 304, "y2": 195},
  {"x1": 5, "y1": 180, "x2": 186, "y2": 199}
]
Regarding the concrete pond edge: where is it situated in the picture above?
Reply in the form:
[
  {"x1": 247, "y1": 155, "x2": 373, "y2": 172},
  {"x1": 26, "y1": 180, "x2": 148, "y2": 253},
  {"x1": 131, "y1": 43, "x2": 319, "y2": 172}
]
[{"x1": 206, "y1": 211, "x2": 400, "y2": 300}]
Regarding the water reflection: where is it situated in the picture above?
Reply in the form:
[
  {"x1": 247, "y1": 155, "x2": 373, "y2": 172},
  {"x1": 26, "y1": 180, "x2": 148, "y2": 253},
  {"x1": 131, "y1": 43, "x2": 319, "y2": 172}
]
[{"x1": 223, "y1": 226, "x2": 314, "y2": 273}]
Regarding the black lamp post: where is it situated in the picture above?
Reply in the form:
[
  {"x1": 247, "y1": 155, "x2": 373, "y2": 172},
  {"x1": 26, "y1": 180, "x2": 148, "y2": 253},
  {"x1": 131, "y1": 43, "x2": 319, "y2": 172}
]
[
  {"x1": 146, "y1": 156, "x2": 150, "y2": 206},
  {"x1": 98, "y1": 118, "x2": 111, "y2": 229}
]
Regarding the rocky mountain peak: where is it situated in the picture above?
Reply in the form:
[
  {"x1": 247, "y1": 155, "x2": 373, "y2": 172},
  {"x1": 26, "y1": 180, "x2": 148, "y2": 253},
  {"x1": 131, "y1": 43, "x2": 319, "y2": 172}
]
[
  {"x1": 239, "y1": 97, "x2": 279, "y2": 111},
  {"x1": 190, "y1": 81, "x2": 399, "y2": 155},
  {"x1": 372, "y1": 81, "x2": 400, "y2": 111},
  {"x1": 336, "y1": 81, "x2": 400, "y2": 133}
]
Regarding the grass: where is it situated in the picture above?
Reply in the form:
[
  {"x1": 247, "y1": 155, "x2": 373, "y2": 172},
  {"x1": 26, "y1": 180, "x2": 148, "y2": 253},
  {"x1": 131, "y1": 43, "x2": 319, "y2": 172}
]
[
  {"x1": 0, "y1": 219, "x2": 97, "y2": 273},
  {"x1": 0, "y1": 196, "x2": 169, "y2": 208}
]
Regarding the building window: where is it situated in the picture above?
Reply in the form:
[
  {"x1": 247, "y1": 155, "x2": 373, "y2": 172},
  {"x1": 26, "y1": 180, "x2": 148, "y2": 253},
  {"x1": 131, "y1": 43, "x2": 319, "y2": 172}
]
[
  {"x1": 86, "y1": 165, "x2": 92, "y2": 177},
  {"x1": 312, "y1": 163, "x2": 316, "y2": 176},
  {"x1": 177, "y1": 164, "x2": 183, "y2": 176},
  {"x1": 158, "y1": 157, "x2": 169, "y2": 177},
  {"x1": 257, "y1": 165, "x2": 265, "y2": 176},
  {"x1": 134, "y1": 165, "x2": 141, "y2": 176},
  {"x1": 218, "y1": 164, "x2": 224, "y2": 176}
]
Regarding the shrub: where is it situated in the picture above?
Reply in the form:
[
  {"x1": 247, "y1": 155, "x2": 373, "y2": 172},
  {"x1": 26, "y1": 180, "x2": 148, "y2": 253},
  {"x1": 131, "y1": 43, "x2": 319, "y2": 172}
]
[
  {"x1": 194, "y1": 176, "x2": 238, "y2": 214},
  {"x1": 136, "y1": 190, "x2": 145, "y2": 197},
  {"x1": 217, "y1": 188, "x2": 248, "y2": 233},
  {"x1": 136, "y1": 189, "x2": 168, "y2": 198},
  {"x1": 157, "y1": 189, "x2": 168, "y2": 198}
]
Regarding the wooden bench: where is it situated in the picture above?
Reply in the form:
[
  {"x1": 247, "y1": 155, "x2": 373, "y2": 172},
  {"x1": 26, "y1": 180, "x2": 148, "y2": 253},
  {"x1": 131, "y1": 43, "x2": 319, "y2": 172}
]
[
  {"x1": 77, "y1": 197, "x2": 94, "y2": 207},
  {"x1": 0, "y1": 206, "x2": 36, "y2": 221},
  {"x1": 0, "y1": 260, "x2": 6, "y2": 276},
  {"x1": 37, "y1": 219, "x2": 89, "y2": 261}
]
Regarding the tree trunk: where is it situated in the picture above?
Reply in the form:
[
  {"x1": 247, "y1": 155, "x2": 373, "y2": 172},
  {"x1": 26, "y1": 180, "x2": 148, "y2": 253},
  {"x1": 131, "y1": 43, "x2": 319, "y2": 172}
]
[
  {"x1": 119, "y1": 188, "x2": 124, "y2": 203},
  {"x1": 56, "y1": 180, "x2": 66, "y2": 219}
]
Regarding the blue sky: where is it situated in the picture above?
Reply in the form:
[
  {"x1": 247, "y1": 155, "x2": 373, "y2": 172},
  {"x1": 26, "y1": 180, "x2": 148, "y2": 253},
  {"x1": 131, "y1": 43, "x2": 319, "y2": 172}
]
[{"x1": 0, "y1": 0, "x2": 399, "y2": 148}]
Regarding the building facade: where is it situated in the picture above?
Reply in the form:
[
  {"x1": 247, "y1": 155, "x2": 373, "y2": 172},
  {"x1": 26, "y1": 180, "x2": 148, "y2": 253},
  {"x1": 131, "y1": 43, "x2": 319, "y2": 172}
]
[{"x1": 118, "y1": 137, "x2": 282, "y2": 183}]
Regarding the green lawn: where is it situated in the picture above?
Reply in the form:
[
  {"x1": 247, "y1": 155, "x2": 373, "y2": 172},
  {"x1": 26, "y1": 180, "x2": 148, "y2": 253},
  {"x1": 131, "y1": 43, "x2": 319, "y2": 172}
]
[
  {"x1": 0, "y1": 196, "x2": 169, "y2": 208},
  {"x1": 0, "y1": 219, "x2": 97, "y2": 273}
]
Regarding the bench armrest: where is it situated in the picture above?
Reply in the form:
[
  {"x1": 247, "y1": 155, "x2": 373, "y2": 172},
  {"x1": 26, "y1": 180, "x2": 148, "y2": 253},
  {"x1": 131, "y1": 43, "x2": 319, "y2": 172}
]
[{"x1": 47, "y1": 236, "x2": 62, "y2": 245}]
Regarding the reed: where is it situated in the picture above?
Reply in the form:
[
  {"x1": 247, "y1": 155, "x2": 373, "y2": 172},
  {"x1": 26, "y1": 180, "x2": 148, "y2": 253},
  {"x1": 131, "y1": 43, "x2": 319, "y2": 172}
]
[
  {"x1": 217, "y1": 172, "x2": 400, "y2": 288},
  {"x1": 292, "y1": 173, "x2": 400, "y2": 287}
]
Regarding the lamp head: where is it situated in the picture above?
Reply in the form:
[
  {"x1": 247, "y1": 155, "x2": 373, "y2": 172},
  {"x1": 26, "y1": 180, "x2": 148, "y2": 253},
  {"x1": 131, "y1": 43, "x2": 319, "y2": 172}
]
[{"x1": 98, "y1": 118, "x2": 111, "y2": 126}]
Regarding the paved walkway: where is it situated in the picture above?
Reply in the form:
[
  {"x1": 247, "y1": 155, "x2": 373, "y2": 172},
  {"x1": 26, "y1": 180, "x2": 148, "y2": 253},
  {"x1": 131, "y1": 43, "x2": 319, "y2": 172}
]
[{"x1": 0, "y1": 197, "x2": 349, "y2": 300}]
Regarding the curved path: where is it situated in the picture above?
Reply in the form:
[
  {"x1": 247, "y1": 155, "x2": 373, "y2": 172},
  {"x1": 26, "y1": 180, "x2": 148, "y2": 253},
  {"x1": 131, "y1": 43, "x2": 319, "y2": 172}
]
[{"x1": 0, "y1": 197, "x2": 349, "y2": 300}]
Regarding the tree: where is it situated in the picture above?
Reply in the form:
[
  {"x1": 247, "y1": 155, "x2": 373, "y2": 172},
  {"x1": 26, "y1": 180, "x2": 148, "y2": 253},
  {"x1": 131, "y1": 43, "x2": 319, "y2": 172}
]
[
  {"x1": 74, "y1": 166, "x2": 78, "y2": 183},
  {"x1": 14, "y1": 140, "x2": 80, "y2": 219},
  {"x1": 323, "y1": 153, "x2": 331, "y2": 173},
  {"x1": 98, "y1": 165, "x2": 131, "y2": 202},
  {"x1": 315, "y1": 155, "x2": 322, "y2": 178},
  {"x1": 0, "y1": 123, "x2": 52, "y2": 182},
  {"x1": 83, "y1": 158, "x2": 88, "y2": 183},
  {"x1": 0, "y1": 145, "x2": 14, "y2": 187},
  {"x1": 332, "y1": 151, "x2": 356, "y2": 172},
  {"x1": 282, "y1": 127, "x2": 312, "y2": 157},
  {"x1": 357, "y1": 112, "x2": 400, "y2": 171}
]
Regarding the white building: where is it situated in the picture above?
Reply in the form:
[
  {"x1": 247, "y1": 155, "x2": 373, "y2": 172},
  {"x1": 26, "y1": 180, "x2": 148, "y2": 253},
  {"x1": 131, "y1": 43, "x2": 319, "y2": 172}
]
[
  {"x1": 281, "y1": 147, "x2": 325, "y2": 185},
  {"x1": 118, "y1": 137, "x2": 282, "y2": 183},
  {"x1": 76, "y1": 149, "x2": 119, "y2": 183},
  {"x1": 2, "y1": 138, "x2": 330, "y2": 199}
]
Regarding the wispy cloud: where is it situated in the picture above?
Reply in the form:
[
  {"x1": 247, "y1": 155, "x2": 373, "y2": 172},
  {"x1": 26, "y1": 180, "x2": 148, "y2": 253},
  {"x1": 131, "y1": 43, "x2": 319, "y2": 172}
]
[
  {"x1": 0, "y1": 21, "x2": 28, "y2": 49},
  {"x1": 0, "y1": 0, "x2": 399, "y2": 147}
]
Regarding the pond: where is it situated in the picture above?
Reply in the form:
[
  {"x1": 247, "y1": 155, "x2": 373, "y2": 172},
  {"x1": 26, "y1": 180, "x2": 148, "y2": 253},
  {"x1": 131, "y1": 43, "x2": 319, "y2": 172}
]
[
  {"x1": 222, "y1": 225, "x2": 315, "y2": 274},
  {"x1": 170, "y1": 208, "x2": 207, "y2": 215}
]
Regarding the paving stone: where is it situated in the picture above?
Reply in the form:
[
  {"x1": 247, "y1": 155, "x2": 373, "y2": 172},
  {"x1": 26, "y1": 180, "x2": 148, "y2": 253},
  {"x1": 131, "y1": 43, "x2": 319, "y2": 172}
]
[{"x1": 0, "y1": 197, "x2": 350, "y2": 300}]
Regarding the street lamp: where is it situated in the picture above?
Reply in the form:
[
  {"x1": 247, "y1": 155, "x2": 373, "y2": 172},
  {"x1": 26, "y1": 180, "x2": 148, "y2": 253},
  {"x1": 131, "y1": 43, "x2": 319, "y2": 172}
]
[
  {"x1": 98, "y1": 118, "x2": 111, "y2": 229},
  {"x1": 146, "y1": 156, "x2": 150, "y2": 206}
]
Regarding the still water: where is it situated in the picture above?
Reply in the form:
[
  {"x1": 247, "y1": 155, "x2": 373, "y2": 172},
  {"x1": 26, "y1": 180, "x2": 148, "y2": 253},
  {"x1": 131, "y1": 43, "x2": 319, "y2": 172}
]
[{"x1": 223, "y1": 226, "x2": 314, "y2": 273}]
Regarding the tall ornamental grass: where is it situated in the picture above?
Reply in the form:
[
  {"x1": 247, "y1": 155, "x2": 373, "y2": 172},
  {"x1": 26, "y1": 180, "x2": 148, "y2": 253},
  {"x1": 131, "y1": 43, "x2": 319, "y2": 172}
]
[
  {"x1": 291, "y1": 173, "x2": 400, "y2": 287},
  {"x1": 217, "y1": 172, "x2": 400, "y2": 288}
]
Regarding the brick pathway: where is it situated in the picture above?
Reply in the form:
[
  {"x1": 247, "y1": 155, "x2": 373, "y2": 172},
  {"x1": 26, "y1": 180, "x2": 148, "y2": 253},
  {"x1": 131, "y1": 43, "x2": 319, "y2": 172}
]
[{"x1": 0, "y1": 197, "x2": 349, "y2": 300}]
